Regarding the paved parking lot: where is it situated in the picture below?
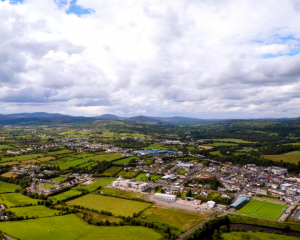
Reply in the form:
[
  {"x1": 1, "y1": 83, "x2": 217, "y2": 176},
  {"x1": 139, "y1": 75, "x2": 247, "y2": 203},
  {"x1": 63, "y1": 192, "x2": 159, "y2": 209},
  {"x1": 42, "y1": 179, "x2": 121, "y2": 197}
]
[{"x1": 289, "y1": 206, "x2": 300, "y2": 222}]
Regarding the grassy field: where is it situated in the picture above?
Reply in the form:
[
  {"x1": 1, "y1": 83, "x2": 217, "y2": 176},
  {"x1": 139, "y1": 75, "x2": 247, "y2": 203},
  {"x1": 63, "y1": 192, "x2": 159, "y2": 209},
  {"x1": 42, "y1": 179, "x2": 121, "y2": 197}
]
[
  {"x1": 1, "y1": 171, "x2": 19, "y2": 178},
  {"x1": 12, "y1": 205, "x2": 60, "y2": 218},
  {"x1": 135, "y1": 173, "x2": 161, "y2": 182},
  {"x1": 197, "y1": 145, "x2": 214, "y2": 150},
  {"x1": 112, "y1": 157, "x2": 137, "y2": 165},
  {"x1": 205, "y1": 142, "x2": 237, "y2": 146},
  {"x1": 0, "y1": 145, "x2": 14, "y2": 150},
  {"x1": 0, "y1": 214, "x2": 162, "y2": 240},
  {"x1": 49, "y1": 189, "x2": 82, "y2": 203},
  {"x1": 209, "y1": 151, "x2": 224, "y2": 156},
  {"x1": 0, "y1": 181, "x2": 20, "y2": 193},
  {"x1": 263, "y1": 151, "x2": 300, "y2": 163},
  {"x1": 117, "y1": 170, "x2": 138, "y2": 178},
  {"x1": 47, "y1": 150, "x2": 73, "y2": 156},
  {"x1": 0, "y1": 193, "x2": 39, "y2": 207},
  {"x1": 42, "y1": 158, "x2": 89, "y2": 170},
  {"x1": 78, "y1": 178, "x2": 115, "y2": 192},
  {"x1": 139, "y1": 206, "x2": 210, "y2": 232},
  {"x1": 50, "y1": 176, "x2": 66, "y2": 182},
  {"x1": 222, "y1": 231, "x2": 299, "y2": 240},
  {"x1": 235, "y1": 199, "x2": 286, "y2": 221},
  {"x1": 207, "y1": 138, "x2": 254, "y2": 143},
  {"x1": 84, "y1": 153, "x2": 123, "y2": 162},
  {"x1": 67, "y1": 194, "x2": 151, "y2": 217},
  {"x1": 100, "y1": 188, "x2": 145, "y2": 199},
  {"x1": 1, "y1": 153, "x2": 44, "y2": 162},
  {"x1": 178, "y1": 170, "x2": 187, "y2": 175},
  {"x1": 101, "y1": 167, "x2": 122, "y2": 176},
  {"x1": 145, "y1": 143, "x2": 168, "y2": 150},
  {"x1": 44, "y1": 184, "x2": 55, "y2": 189}
]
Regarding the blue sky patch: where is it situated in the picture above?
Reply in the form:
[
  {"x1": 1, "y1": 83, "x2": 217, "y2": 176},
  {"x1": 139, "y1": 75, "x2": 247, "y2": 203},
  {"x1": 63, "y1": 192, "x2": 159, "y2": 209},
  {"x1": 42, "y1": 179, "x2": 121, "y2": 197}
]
[{"x1": 66, "y1": 0, "x2": 94, "y2": 15}]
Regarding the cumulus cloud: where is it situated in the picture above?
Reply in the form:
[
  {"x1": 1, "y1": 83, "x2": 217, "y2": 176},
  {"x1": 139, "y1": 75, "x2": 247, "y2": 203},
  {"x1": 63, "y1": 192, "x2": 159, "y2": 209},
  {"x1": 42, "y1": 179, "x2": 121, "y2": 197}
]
[{"x1": 0, "y1": 0, "x2": 300, "y2": 118}]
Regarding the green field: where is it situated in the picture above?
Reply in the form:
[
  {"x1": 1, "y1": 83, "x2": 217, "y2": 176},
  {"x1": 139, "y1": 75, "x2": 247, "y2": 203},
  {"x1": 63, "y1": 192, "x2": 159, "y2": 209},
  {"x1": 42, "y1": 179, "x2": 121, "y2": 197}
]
[
  {"x1": 101, "y1": 167, "x2": 122, "y2": 176},
  {"x1": 0, "y1": 181, "x2": 20, "y2": 193},
  {"x1": 12, "y1": 205, "x2": 60, "y2": 218},
  {"x1": 117, "y1": 171, "x2": 138, "y2": 178},
  {"x1": 0, "y1": 145, "x2": 14, "y2": 150},
  {"x1": 113, "y1": 157, "x2": 137, "y2": 165},
  {"x1": 145, "y1": 143, "x2": 168, "y2": 150},
  {"x1": 0, "y1": 214, "x2": 162, "y2": 240},
  {"x1": 84, "y1": 153, "x2": 123, "y2": 162},
  {"x1": 47, "y1": 150, "x2": 73, "y2": 156},
  {"x1": 49, "y1": 190, "x2": 82, "y2": 203},
  {"x1": 44, "y1": 184, "x2": 55, "y2": 189},
  {"x1": 100, "y1": 188, "x2": 145, "y2": 199},
  {"x1": 263, "y1": 151, "x2": 300, "y2": 163},
  {"x1": 205, "y1": 142, "x2": 237, "y2": 146},
  {"x1": 135, "y1": 173, "x2": 161, "y2": 182},
  {"x1": 178, "y1": 170, "x2": 187, "y2": 175},
  {"x1": 77, "y1": 178, "x2": 115, "y2": 192},
  {"x1": 67, "y1": 194, "x2": 151, "y2": 217},
  {"x1": 50, "y1": 176, "x2": 66, "y2": 182},
  {"x1": 1, "y1": 153, "x2": 44, "y2": 162},
  {"x1": 42, "y1": 158, "x2": 90, "y2": 170},
  {"x1": 0, "y1": 193, "x2": 39, "y2": 207},
  {"x1": 210, "y1": 151, "x2": 224, "y2": 156},
  {"x1": 235, "y1": 199, "x2": 286, "y2": 221},
  {"x1": 204, "y1": 138, "x2": 253, "y2": 143},
  {"x1": 222, "y1": 231, "x2": 299, "y2": 240},
  {"x1": 139, "y1": 206, "x2": 210, "y2": 231}
]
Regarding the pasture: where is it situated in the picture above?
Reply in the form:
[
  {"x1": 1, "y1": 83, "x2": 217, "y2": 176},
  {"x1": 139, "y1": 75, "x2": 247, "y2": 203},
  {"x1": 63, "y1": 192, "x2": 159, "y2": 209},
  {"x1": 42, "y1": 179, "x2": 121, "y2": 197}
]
[
  {"x1": 78, "y1": 178, "x2": 115, "y2": 192},
  {"x1": 49, "y1": 189, "x2": 82, "y2": 203},
  {"x1": 47, "y1": 150, "x2": 73, "y2": 156},
  {"x1": 67, "y1": 194, "x2": 151, "y2": 217},
  {"x1": 204, "y1": 138, "x2": 253, "y2": 143},
  {"x1": 197, "y1": 145, "x2": 214, "y2": 150},
  {"x1": 100, "y1": 188, "x2": 145, "y2": 199},
  {"x1": 1, "y1": 153, "x2": 44, "y2": 162},
  {"x1": 135, "y1": 173, "x2": 161, "y2": 182},
  {"x1": 12, "y1": 205, "x2": 60, "y2": 218},
  {"x1": 50, "y1": 176, "x2": 66, "y2": 182},
  {"x1": 139, "y1": 206, "x2": 210, "y2": 231},
  {"x1": 101, "y1": 167, "x2": 122, "y2": 176},
  {"x1": 113, "y1": 157, "x2": 137, "y2": 165},
  {"x1": 263, "y1": 151, "x2": 300, "y2": 164},
  {"x1": 0, "y1": 193, "x2": 39, "y2": 207},
  {"x1": 235, "y1": 199, "x2": 286, "y2": 221},
  {"x1": 0, "y1": 181, "x2": 20, "y2": 193},
  {"x1": 205, "y1": 142, "x2": 237, "y2": 147},
  {"x1": 117, "y1": 170, "x2": 138, "y2": 178},
  {"x1": 222, "y1": 231, "x2": 299, "y2": 240},
  {"x1": 0, "y1": 214, "x2": 162, "y2": 240},
  {"x1": 0, "y1": 145, "x2": 14, "y2": 150},
  {"x1": 83, "y1": 153, "x2": 123, "y2": 162},
  {"x1": 1, "y1": 171, "x2": 19, "y2": 178}
]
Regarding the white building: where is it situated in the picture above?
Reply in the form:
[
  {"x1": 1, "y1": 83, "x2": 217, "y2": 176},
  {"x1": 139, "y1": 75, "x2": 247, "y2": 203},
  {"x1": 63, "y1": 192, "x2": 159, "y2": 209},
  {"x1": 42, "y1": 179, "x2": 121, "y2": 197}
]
[
  {"x1": 206, "y1": 201, "x2": 216, "y2": 208},
  {"x1": 112, "y1": 177, "x2": 149, "y2": 192},
  {"x1": 154, "y1": 193, "x2": 177, "y2": 201},
  {"x1": 268, "y1": 167, "x2": 288, "y2": 175}
]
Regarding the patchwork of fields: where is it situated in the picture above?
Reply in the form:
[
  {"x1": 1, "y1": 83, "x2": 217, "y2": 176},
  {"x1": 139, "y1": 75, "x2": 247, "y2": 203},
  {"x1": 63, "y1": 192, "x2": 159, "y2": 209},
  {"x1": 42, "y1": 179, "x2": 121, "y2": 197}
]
[{"x1": 235, "y1": 199, "x2": 286, "y2": 221}]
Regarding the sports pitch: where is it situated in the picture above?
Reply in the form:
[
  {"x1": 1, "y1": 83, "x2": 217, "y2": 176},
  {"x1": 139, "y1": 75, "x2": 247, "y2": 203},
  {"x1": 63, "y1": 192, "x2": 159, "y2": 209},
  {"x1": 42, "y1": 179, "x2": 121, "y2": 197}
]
[{"x1": 235, "y1": 199, "x2": 286, "y2": 221}]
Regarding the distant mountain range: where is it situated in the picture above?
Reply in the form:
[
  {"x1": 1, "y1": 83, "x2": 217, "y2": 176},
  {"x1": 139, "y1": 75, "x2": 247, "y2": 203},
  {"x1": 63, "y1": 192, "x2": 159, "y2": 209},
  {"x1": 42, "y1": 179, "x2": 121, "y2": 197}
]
[{"x1": 0, "y1": 112, "x2": 298, "y2": 126}]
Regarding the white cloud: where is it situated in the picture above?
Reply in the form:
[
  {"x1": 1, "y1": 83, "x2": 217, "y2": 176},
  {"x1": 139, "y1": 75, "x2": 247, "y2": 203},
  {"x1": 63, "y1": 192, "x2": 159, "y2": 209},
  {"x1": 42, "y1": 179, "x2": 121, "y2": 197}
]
[{"x1": 0, "y1": 0, "x2": 300, "y2": 118}]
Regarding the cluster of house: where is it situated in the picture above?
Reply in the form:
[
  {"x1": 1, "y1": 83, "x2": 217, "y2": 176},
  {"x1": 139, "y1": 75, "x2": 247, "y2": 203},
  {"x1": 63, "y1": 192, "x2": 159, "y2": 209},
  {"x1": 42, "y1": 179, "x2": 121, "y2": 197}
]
[
  {"x1": 6, "y1": 148, "x2": 33, "y2": 155},
  {"x1": 134, "y1": 149, "x2": 180, "y2": 156}
]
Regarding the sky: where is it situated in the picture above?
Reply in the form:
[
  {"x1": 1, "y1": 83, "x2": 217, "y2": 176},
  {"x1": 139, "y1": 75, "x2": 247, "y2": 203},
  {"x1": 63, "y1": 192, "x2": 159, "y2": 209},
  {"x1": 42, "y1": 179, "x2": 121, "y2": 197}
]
[{"x1": 1, "y1": 0, "x2": 300, "y2": 119}]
